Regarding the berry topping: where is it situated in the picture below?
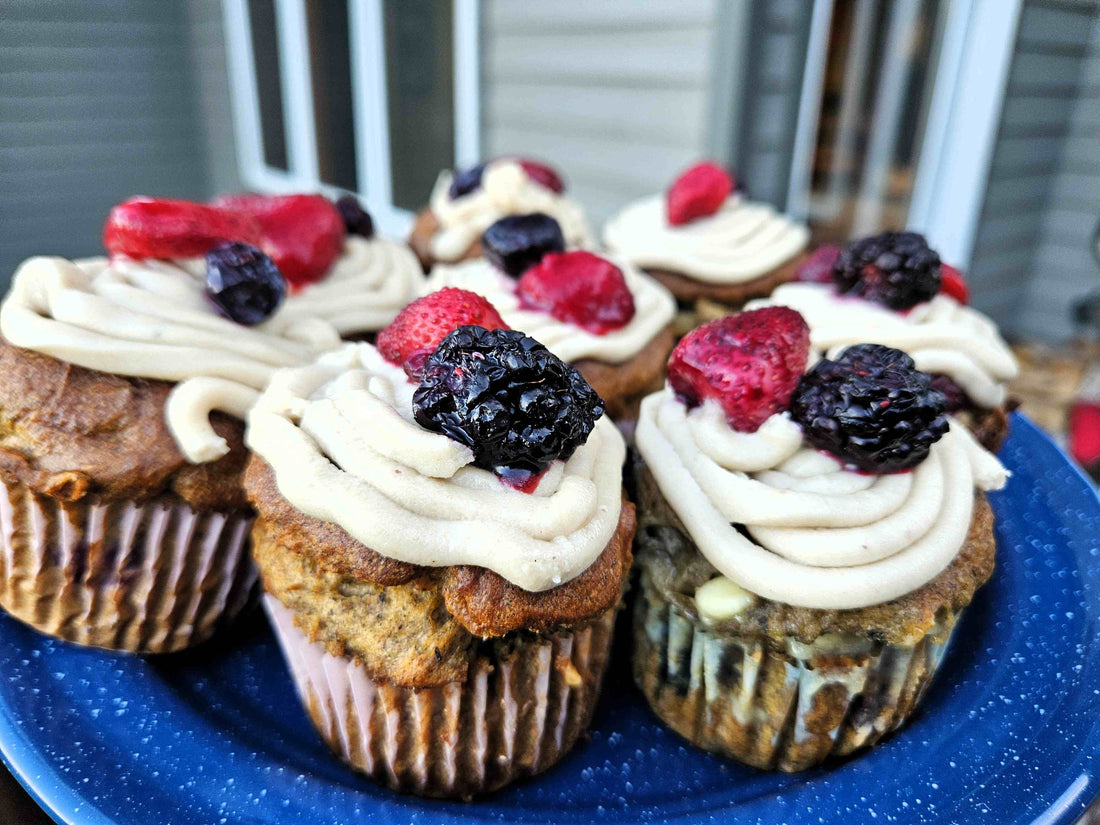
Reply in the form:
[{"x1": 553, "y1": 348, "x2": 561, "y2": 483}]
[
  {"x1": 667, "y1": 307, "x2": 810, "y2": 432},
  {"x1": 517, "y1": 250, "x2": 636, "y2": 334},
  {"x1": 204, "y1": 242, "x2": 287, "y2": 326},
  {"x1": 833, "y1": 231, "x2": 941, "y2": 310},
  {"x1": 516, "y1": 158, "x2": 565, "y2": 193},
  {"x1": 448, "y1": 162, "x2": 486, "y2": 199},
  {"x1": 377, "y1": 288, "x2": 508, "y2": 378},
  {"x1": 412, "y1": 326, "x2": 604, "y2": 483},
  {"x1": 334, "y1": 195, "x2": 374, "y2": 239},
  {"x1": 929, "y1": 373, "x2": 969, "y2": 413},
  {"x1": 213, "y1": 194, "x2": 345, "y2": 289},
  {"x1": 103, "y1": 198, "x2": 262, "y2": 260},
  {"x1": 482, "y1": 213, "x2": 566, "y2": 277},
  {"x1": 795, "y1": 244, "x2": 842, "y2": 284},
  {"x1": 939, "y1": 263, "x2": 969, "y2": 304},
  {"x1": 666, "y1": 162, "x2": 734, "y2": 226},
  {"x1": 791, "y1": 344, "x2": 948, "y2": 473}
]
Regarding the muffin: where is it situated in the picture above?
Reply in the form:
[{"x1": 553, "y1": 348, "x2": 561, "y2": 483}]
[
  {"x1": 603, "y1": 162, "x2": 809, "y2": 326},
  {"x1": 753, "y1": 232, "x2": 1019, "y2": 451},
  {"x1": 424, "y1": 216, "x2": 677, "y2": 419},
  {"x1": 213, "y1": 193, "x2": 424, "y2": 340},
  {"x1": 632, "y1": 308, "x2": 1009, "y2": 771},
  {"x1": 408, "y1": 157, "x2": 593, "y2": 270},
  {"x1": 245, "y1": 320, "x2": 633, "y2": 797},
  {"x1": 0, "y1": 197, "x2": 340, "y2": 652}
]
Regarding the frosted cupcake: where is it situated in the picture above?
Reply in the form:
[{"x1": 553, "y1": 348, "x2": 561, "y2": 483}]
[
  {"x1": 245, "y1": 300, "x2": 633, "y2": 797},
  {"x1": 632, "y1": 307, "x2": 1008, "y2": 771},
  {"x1": 408, "y1": 158, "x2": 593, "y2": 270},
  {"x1": 0, "y1": 197, "x2": 340, "y2": 652},
  {"x1": 213, "y1": 193, "x2": 423, "y2": 339},
  {"x1": 603, "y1": 162, "x2": 809, "y2": 323},
  {"x1": 754, "y1": 232, "x2": 1018, "y2": 451},
  {"x1": 425, "y1": 215, "x2": 677, "y2": 419}
]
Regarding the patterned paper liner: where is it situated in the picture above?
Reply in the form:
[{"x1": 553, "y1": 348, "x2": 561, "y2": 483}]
[
  {"x1": 632, "y1": 569, "x2": 960, "y2": 772},
  {"x1": 264, "y1": 594, "x2": 617, "y2": 798},
  {"x1": 0, "y1": 476, "x2": 256, "y2": 653}
]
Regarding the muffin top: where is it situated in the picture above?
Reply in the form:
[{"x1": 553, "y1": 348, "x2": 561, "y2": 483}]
[
  {"x1": 603, "y1": 162, "x2": 809, "y2": 284},
  {"x1": 634, "y1": 308, "x2": 1009, "y2": 612},
  {"x1": 426, "y1": 158, "x2": 593, "y2": 262}
]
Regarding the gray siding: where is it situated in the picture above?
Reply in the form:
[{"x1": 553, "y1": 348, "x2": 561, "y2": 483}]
[{"x1": 0, "y1": 1, "x2": 211, "y2": 284}]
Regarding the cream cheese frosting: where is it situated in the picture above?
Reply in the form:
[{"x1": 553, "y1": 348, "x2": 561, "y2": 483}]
[
  {"x1": 424, "y1": 256, "x2": 676, "y2": 364},
  {"x1": 246, "y1": 343, "x2": 626, "y2": 592},
  {"x1": 635, "y1": 389, "x2": 1008, "y2": 611},
  {"x1": 602, "y1": 193, "x2": 809, "y2": 284},
  {"x1": 428, "y1": 160, "x2": 593, "y2": 262},
  {"x1": 279, "y1": 236, "x2": 424, "y2": 335},
  {"x1": 751, "y1": 283, "x2": 1019, "y2": 409},
  {"x1": 0, "y1": 255, "x2": 340, "y2": 464}
]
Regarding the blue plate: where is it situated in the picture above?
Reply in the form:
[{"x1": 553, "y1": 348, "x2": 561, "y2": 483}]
[{"x1": 0, "y1": 414, "x2": 1097, "y2": 825}]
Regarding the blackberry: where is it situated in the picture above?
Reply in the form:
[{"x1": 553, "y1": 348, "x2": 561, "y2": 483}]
[
  {"x1": 205, "y1": 242, "x2": 286, "y2": 326},
  {"x1": 448, "y1": 162, "x2": 486, "y2": 199},
  {"x1": 790, "y1": 344, "x2": 948, "y2": 472},
  {"x1": 413, "y1": 326, "x2": 604, "y2": 481},
  {"x1": 833, "y1": 232, "x2": 941, "y2": 310},
  {"x1": 482, "y1": 213, "x2": 565, "y2": 277},
  {"x1": 930, "y1": 374, "x2": 969, "y2": 413},
  {"x1": 334, "y1": 195, "x2": 374, "y2": 239}
]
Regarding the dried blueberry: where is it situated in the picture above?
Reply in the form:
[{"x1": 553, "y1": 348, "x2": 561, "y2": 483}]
[
  {"x1": 413, "y1": 326, "x2": 604, "y2": 481},
  {"x1": 448, "y1": 162, "x2": 486, "y2": 199},
  {"x1": 205, "y1": 242, "x2": 287, "y2": 326},
  {"x1": 482, "y1": 213, "x2": 566, "y2": 277},
  {"x1": 334, "y1": 195, "x2": 374, "y2": 238}
]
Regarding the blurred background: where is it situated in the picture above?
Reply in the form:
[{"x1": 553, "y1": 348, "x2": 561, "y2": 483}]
[{"x1": 1, "y1": 0, "x2": 1098, "y2": 463}]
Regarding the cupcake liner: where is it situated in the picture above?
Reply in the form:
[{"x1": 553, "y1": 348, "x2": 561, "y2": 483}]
[
  {"x1": 0, "y1": 476, "x2": 256, "y2": 653},
  {"x1": 264, "y1": 594, "x2": 617, "y2": 798},
  {"x1": 633, "y1": 572, "x2": 960, "y2": 772}
]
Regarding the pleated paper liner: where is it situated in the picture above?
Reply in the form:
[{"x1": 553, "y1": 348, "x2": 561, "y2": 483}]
[
  {"x1": 0, "y1": 477, "x2": 256, "y2": 653},
  {"x1": 264, "y1": 594, "x2": 618, "y2": 798},
  {"x1": 633, "y1": 568, "x2": 960, "y2": 772}
]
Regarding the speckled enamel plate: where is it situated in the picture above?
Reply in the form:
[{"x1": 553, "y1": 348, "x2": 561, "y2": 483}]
[{"x1": 0, "y1": 414, "x2": 1097, "y2": 825}]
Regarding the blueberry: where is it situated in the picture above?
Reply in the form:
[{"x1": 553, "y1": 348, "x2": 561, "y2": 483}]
[
  {"x1": 205, "y1": 242, "x2": 287, "y2": 326},
  {"x1": 334, "y1": 195, "x2": 374, "y2": 238},
  {"x1": 448, "y1": 162, "x2": 486, "y2": 199},
  {"x1": 482, "y1": 213, "x2": 566, "y2": 277}
]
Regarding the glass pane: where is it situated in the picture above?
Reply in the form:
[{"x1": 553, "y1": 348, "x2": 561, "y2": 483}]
[
  {"x1": 383, "y1": 0, "x2": 455, "y2": 211},
  {"x1": 247, "y1": 0, "x2": 289, "y2": 172},
  {"x1": 306, "y1": 0, "x2": 357, "y2": 190},
  {"x1": 806, "y1": 0, "x2": 943, "y2": 242}
]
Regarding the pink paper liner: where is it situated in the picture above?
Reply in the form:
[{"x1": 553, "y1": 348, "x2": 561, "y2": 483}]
[
  {"x1": 264, "y1": 594, "x2": 617, "y2": 798},
  {"x1": 0, "y1": 477, "x2": 256, "y2": 653}
]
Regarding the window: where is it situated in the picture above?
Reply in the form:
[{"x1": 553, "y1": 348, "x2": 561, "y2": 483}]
[{"x1": 222, "y1": 0, "x2": 480, "y2": 237}]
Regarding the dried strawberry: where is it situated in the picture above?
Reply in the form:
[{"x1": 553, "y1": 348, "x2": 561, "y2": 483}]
[
  {"x1": 103, "y1": 197, "x2": 262, "y2": 260},
  {"x1": 666, "y1": 162, "x2": 734, "y2": 226},
  {"x1": 516, "y1": 158, "x2": 565, "y2": 193},
  {"x1": 939, "y1": 263, "x2": 969, "y2": 304},
  {"x1": 377, "y1": 288, "x2": 509, "y2": 378},
  {"x1": 795, "y1": 244, "x2": 842, "y2": 284},
  {"x1": 517, "y1": 250, "x2": 635, "y2": 335},
  {"x1": 213, "y1": 194, "x2": 345, "y2": 289},
  {"x1": 667, "y1": 307, "x2": 810, "y2": 432}
]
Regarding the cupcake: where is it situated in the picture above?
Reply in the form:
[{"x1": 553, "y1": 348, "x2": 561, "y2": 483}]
[
  {"x1": 424, "y1": 215, "x2": 677, "y2": 419},
  {"x1": 754, "y1": 232, "x2": 1019, "y2": 451},
  {"x1": 408, "y1": 157, "x2": 593, "y2": 270},
  {"x1": 603, "y1": 162, "x2": 810, "y2": 325},
  {"x1": 0, "y1": 197, "x2": 340, "y2": 652},
  {"x1": 632, "y1": 307, "x2": 1008, "y2": 771},
  {"x1": 213, "y1": 193, "x2": 424, "y2": 340},
  {"x1": 245, "y1": 307, "x2": 634, "y2": 797}
]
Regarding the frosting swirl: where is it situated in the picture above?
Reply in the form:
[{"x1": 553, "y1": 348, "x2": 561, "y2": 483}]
[
  {"x1": 635, "y1": 389, "x2": 1008, "y2": 610},
  {"x1": 246, "y1": 344, "x2": 625, "y2": 592},
  {"x1": 0, "y1": 255, "x2": 340, "y2": 463},
  {"x1": 428, "y1": 160, "x2": 593, "y2": 262},
  {"x1": 603, "y1": 193, "x2": 809, "y2": 283},
  {"x1": 279, "y1": 237, "x2": 424, "y2": 335},
  {"x1": 752, "y1": 283, "x2": 1018, "y2": 408},
  {"x1": 424, "y1": 257, "x2": 676, "y2": 364}
]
